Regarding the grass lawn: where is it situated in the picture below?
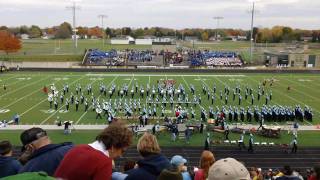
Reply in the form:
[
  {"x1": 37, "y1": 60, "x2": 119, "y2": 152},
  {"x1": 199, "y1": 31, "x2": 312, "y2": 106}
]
[
  {"x1": 0, "y1": 71, "x2": 320, "y2": 147},
  {"x1": 1, "y1": 130, "x2": 319, "y2": 147},
  {"x1": 0, "y1": 39, "x2": 151, "y2": 62},
  {"x1": 0, "y1": 72, "x2": 319, "y2": 125}
]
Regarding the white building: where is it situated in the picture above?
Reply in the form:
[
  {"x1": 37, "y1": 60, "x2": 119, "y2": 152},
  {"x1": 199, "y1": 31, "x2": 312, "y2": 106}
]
[
  {"x1": 135, "y1": 39, "x2": 153, "y2": 45},
  {"x1": 21, "y1": 34, "x2": 29, "y2": 40},
  {"x1": 111, "y1": 36, "x2": 135, "y2": 45}
]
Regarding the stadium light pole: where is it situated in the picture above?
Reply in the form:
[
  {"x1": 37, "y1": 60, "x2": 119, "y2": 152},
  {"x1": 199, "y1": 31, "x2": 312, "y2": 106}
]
[
  {"x1": 249, "y1": 0, "x2": 259, "y2": 63},
  {"x1": 213, "y1": 16, "x2": 224, "y2": 41},
  {"x1": 66, "y1": 0, "x2": 81, "y2": 53},
  {"x1": 98, "y1": 15, "x2": 108, "y2": 49}
]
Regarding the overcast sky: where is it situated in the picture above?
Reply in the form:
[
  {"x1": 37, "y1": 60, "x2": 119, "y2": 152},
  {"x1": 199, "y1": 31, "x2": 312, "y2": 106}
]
[{"x1": 0, "y1": 0, "x2": 319, "y2": 30}]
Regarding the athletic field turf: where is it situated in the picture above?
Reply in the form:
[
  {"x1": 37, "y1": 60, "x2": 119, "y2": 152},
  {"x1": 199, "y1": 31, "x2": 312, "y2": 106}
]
[{"x1": 0, "y1": 72, "x2": 319, "y2": 126}]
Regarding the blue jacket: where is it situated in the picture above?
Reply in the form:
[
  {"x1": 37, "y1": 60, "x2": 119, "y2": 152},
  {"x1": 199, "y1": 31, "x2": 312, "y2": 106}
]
[
  {"x1": 125, "y1": 154, "x2": 171, "y2": 180},
  {"x1": 0, "y1": 156, "x2": 22, "y2": 178},
  {"x1": 19, "y1": 142, "x2": 73, "y2": 176}
]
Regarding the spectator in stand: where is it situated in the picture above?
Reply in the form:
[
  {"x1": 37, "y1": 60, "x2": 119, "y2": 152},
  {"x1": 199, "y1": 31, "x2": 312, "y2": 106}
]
[
  {"x1": 276, "y1": 165, "x2": 301, "y2": 180},
  {"x1": 169, "y1": 155, "x2": 192, "y2": 180},
  {"x1": 0, "y1": 141, "x2": 22, "y2": 178},
  {"x1": 125, "y1": 132, "x2": 170, "y2": 180},
  {"x1": 194, "y1": 150, "x2": 215, "y2": 180},
  {"x1": 308, "y1": 164, "x2": 320, "y2": 180},
  {"x1": 54, "y1": 121, "x2": 132, "y2": 180},
  {"x1": 207, "y1": 157, "x2": 250, "y2": 180},
  {"x1": 18, "y1": 127, "x2": 73, "y2": 176}
]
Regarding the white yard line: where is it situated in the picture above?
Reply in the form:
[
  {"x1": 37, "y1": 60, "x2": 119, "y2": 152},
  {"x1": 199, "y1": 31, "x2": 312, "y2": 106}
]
[
  {"x1": 1, "y1": 77, "x2": 50, "y2": 109},
  {"x1": 279, "y1": 78, "x2": 320, "y2": 101},
  {"x1": 181, "y1": 75, "x2": 205, "y2": 109},
  {"x1": 246, "y1": 76, "x2": 320, "y2": 114},
  {"x1": 41, "y1": 77, "x2": 99, "y2": 125},
  {"x1": 0, "y1": 74, "x2": 19, "y2": 83},
  {"x1": 86, "y1": 74, "x2": 246, "y2": 77},
  {"x1": 0, "y1": 76, "x2": 48, "y2": 98},
  {"x1": 21, "y1": 76, "x2": 85, "y2": 117},
  {"x1": 75, "y1": 76, "x2": 119, "y2": 125}
]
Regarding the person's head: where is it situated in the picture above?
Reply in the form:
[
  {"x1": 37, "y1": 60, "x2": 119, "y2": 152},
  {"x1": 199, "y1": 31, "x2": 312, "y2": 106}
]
[
  {"x1": 208, "y1": 158, "x2": 250, "y2": 180},
  {"x1": 20, "y1": 127, "x2": 51, "y2": 153},
  {"x1": 96, "y1": 121, "x2": 133, "y2": 159},
  {"x1": 313, "y1": 164, "x2": 320, "y2": 180},
  {"x1": 170, "y1": 155, "x2": 187, "y2": 172},
  {"x1": 283, "y1": 165, "x2": 293, "y2": 176},
  {"x1": 137, "y1": 132, "x2": 161, "y2": 157},
  {"x1": 199, "y1": 150, "x2": 215, "y2": 178},
  {"x1": 0, "y1": 140, "x2": 13, "y2": 156}
]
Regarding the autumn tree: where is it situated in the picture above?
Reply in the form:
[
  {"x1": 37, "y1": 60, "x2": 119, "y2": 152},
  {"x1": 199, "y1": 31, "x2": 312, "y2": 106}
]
[
  {"x1": 55, "y1": 22, "x2": 72, "y2": 39},
  {"x1": 0, "y1": 30, "x2": 22, "y2": 55},
  {"x1": 88, "y1": 26, "x2": 103, "y2": 38},
  {"x1": 201, "y1": 31, "x2": 209, "y2": 41}
]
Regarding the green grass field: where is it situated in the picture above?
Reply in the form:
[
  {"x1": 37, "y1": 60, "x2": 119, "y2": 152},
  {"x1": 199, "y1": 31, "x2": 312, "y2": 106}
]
[
  {"x1": 2, "y1": 39, "x2": 319, "y2": 63},
  {"x1": 1, "y1": 130, "x2": 320, "y2": 147},
  {"x1": 0, "y1": 72, "x2": 319, "y2": 126},
  {"x1": 0, "y1": 39, "x2": 151, "y2": 61},
  {"x1": 1, "y1": 71, "x2": 320, "y2": 146}
]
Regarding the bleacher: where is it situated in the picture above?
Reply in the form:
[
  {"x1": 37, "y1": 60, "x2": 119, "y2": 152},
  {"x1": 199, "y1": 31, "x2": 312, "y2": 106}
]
[{"x1": 190, "y1": 51, "x2": 243, "y2": 67}]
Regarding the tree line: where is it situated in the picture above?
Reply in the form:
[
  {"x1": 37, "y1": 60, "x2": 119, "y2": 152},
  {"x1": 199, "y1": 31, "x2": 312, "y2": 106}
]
[{"x1": 0, "y1": 22, "x2": 320, "y2": 43}]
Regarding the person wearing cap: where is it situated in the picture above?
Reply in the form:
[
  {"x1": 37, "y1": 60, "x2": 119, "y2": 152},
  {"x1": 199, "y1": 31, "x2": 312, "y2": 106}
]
[
  {"x1": 0, "y1": 141, "x2": 22, "y2": 178},
  {"x1": 170, "y1": 155, "x2": 192, "y2": 180},
  {"x1": 208, "y1": 158, "x2": 250, "y2": 180},
  {"x1": 18, "y1": 127, "x2": 73, "y2": 176}
]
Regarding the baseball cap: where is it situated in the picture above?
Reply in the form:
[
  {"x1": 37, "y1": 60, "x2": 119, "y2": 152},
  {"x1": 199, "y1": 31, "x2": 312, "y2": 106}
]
[
  {"x1": 170, "y1": 155, "x2": 187, "y2": 167},
  {"x1": 20, "y1": 127, "x2": 47, "y2": 152},
  {"x1": 208, "y1": 158, "x2": 250, "y2": 180}
]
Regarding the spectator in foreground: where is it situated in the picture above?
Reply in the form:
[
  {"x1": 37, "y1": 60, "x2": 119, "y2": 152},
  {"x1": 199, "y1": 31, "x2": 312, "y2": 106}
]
[
  {"x1": 308, "y1": 164, "x2": 320, "y2": 180},
  {"x1": 276, "y1": 165, "x2": 301, "y2": 180},
  {"x1": 0, "y1": 141, "x2": 22, "y2": 178},
  {"x1": 208, "y1": 158, "x2": 250, "y2": 180},
  {"x1": 170, "y1": 155, "x2": 192, "y2": 180},
  {"x1": 125, "y1": 132, "x2": 170, "y2": 180},
  {"x1": 55, "y1": 121, "x2": 132, "y2": 180},
  {"x1": 194, "y1": 150, "x2": 215, "y2": 180},
  {"x1": 18, "y1": 127, "x2": 73, "y2": 176}
]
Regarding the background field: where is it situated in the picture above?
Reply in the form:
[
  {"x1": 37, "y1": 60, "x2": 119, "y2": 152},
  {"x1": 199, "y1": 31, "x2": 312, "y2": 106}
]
[
  {"x1": 2, "y1": 39, "x2": 318, "y2": 63},
  {"x1": 0, "y1": 72, "x2": 319, "y2": 126}
]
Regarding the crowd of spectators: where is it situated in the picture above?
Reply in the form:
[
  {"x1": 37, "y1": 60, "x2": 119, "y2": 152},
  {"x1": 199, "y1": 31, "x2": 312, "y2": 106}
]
[
  {"x1": 0, "y1": 121, "x2": 319, "y2": 180},
  {"x1": 189, "y1": 50, "x2": 243, "y2": 67}
]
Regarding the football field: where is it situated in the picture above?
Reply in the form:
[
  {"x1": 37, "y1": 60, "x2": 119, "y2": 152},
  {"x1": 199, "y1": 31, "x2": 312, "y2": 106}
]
[{"x1": 0, "y1": 71, "x2": 319, "y2": 126}]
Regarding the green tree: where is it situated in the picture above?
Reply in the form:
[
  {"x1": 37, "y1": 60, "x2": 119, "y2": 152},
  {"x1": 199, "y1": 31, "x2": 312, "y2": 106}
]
[
  {"x1": 29, "y1": 25, "x2": 42, "y2": 38},
  {"x1": 55, "y1": 22, "x2": 72, "y2": 39}
]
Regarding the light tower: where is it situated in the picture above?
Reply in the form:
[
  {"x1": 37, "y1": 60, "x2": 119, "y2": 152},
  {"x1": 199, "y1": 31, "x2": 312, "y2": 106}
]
[
  {"x1": 98, "y1": 15, "x2": 108, "y2": 48},
  {"x1": 249, "y1": 0, "x2": 259, "y2": 63},
  {"x1": 66, "y1": 0, "x2": 81, "y2": 52},
  {"x1": 213, "y1": 16, "x2": 224, "y2": 41}
]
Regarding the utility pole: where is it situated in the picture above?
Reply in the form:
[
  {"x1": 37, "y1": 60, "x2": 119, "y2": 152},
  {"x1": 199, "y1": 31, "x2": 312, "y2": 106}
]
[
  {"x1": 98, "y1": 15, "x2": 108, "y2": 49},
  {"x1": 249, "y1": 1, "x2": 255, "y2": 63},
  {"x1": 66, "y1": 1, "x2": 80, "y2": 53},
  {"x1": 213, "y1": 16, "x2": 224, "y2": 41}
]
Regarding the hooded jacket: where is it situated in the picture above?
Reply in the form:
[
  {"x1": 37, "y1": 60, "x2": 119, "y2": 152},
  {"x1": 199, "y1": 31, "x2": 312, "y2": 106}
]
[
  {"x1": 19, "y1": 142, "x2": 73, "y2": 176},
  {"x1": 0, "y1": 156, "x2": 22, "y2": 178},
  {"x1": 125, "y1": 154, "x2": 171, "y2": 180}
]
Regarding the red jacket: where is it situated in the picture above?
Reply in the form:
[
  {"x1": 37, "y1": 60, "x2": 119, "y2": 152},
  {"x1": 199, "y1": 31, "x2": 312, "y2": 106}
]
[{"x1": 54, "y1": 145, "x2": 112, "y2": 180}]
